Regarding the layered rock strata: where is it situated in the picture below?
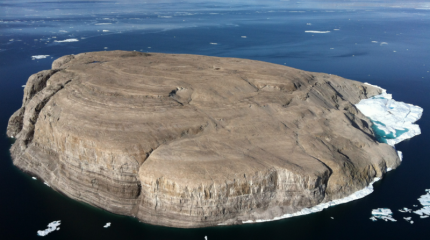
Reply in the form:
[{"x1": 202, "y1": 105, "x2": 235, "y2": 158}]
[{"x1": 7, "y1": 51, "x2": 400, "y2": 228}]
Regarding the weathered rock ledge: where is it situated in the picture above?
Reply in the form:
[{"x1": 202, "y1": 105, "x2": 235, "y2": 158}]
[{"x1": 7, "y1": 51, "x2": 400, "y2": 228}]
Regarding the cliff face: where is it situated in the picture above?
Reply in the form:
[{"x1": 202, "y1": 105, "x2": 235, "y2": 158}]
[{"x1": 7, "y1": 51, "x2": 400, "y2": 228}]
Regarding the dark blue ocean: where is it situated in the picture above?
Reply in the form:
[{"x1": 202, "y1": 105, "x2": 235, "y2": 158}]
[{"x1": 1, "y1": 1, "x2": 429, "y2": 239}]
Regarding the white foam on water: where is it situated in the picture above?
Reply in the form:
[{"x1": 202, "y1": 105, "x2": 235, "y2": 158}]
[
  {"x1": 103, "y1": 222, "x2": 111, "y2": 228},
  {"x1": 32, "y1": 55, "x2": 49, "y2": 60},
  {"x1": 305, "y1": 30, "x2": 330, "y2": 33},
  {"x1": 209, "y1": 42, "x2": 218, "y2": 45},
  {"x1": 103, "y1": 30, "x2": 109, "y2": 32},
  {"x1": 242, "y1": 178, "x2": 381, "y2": 224},
  {"x1": 37, "y1": 220, "x2": 61, "y2": 236},
  {"x1": 95, "y1": 23, "x2": 112, "y2": 25},
  {"x1": 380, "y1": 42, "x2": 388, "y2": 46},
  {"x1": 356, "y1": 84, "x2": 423, "y2": 147},
  {"x1": 54, "y1": 39, "x2": 79, "y2": 43}
]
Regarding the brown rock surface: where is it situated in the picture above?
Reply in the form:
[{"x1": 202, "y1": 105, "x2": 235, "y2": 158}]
[{"x1": 7, "y1": 51, "x2": 400, "y2": 228}]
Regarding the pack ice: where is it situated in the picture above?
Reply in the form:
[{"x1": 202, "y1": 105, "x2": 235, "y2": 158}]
[
  {"x1": 414, "y1": 189, "x2": 430, "y2": 217},
  {"x1": 37, "y1": 220, "x2": 61, "y2": 236},
  {"x1": 355, "y1": 83, "x2": 423, "y2": 147},
  {"x1": 370, "y1": 208, "x2": 396, "y2": 222}
]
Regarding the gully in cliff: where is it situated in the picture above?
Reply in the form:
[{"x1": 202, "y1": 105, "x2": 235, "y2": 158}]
[{"x1": 6, "y1": 51, "x2": 421, "y2": 228}]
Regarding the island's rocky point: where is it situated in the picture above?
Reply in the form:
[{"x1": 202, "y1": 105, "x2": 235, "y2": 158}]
[{"x1": 7, "y1": 51, "x2": 401, "y2": 228}]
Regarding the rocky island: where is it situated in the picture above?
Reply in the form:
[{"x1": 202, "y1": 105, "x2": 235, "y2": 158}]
[{"x1": 7, "y1": 51, "x2": 401, "y2": 228}]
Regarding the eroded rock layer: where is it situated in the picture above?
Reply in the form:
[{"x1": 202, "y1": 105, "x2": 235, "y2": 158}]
[{"x1": 7, "y1": 51, "x2": 400, "y2": 228}]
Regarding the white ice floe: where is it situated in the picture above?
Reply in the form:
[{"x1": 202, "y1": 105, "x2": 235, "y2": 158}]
[
  {"x1": 397, "y1": 151, "x2": 403, "y2": 161},
  {"x1": 22, "y1": 85, "x2": 26, "y2": 87},
  {"x1": 399, "y1": 207, "x2": 412, "y2": 213},
  {"x1": 372, "y1": 208, "x2": 392, "y2": 216},
  {"x1": 37, "y1": 220, "x2": 61, "y2": 236},
  {"x1": 404, "y1": 217, "x2": 412, "y2": 221},
  {"x1": 242, "y1": 178, "x2": 381, "y2": 224},
  {"x1": 54, "y1": 39, "x2": 79, "y2": 43},
  {"x1": 103, "y1": 222, "x2": 111, "y2": 228},
  {"x1": 371, "y1": 208, "x2": 397, "y2": 222},
  {"x1": 414, "y1": 190, "x2": 430, "y2": 216},
  {"x1": 305, "y1": 30, "x2": 330, "y2": 33},
  {"x1": 355, "y1": 84, "x2": 423, "y2": 147},
  {"x1": 32, "y1": 55, "x2": 49, "y2": 60},
  {"x1": 44, "y1": 182, "x2": 50, "y2": 187},
  {"x1": 32, "y1": 177, "x2": 37, "y2": 180}
]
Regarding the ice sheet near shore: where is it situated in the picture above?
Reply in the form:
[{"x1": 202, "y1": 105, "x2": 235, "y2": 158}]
[
  {"x1": 356, "y1": 83, "x2": 423, "y2": 147},
  {"x1": 54, "y1": 38, "x2": 79, "y2": 43},
  {"x1": 37, "y1": 220, "x2": 61, "y2": 236},
  {"x1": 242, "y1": 178, "x2": 381, "y2": 224}
]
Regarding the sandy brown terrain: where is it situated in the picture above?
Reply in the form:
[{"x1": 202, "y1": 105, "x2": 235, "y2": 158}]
[{"x1": 7, "y1": 51, "x2": 399, "y2": 228}]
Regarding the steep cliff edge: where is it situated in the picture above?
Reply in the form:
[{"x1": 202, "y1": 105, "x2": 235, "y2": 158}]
[{"x1": 7, "y1": 51, "x2": 400, "y2": 228}]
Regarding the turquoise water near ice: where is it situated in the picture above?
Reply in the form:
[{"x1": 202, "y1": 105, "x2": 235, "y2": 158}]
[
  {"x1": 371, "y1": 120, "x2": 409, "y2": 144},
  {"x1": 1, "y1": 1, "x2": 429, "y2": 239}
]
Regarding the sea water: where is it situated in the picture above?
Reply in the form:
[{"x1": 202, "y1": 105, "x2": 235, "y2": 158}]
[{"x1": 1, "y1": 1, "x2": 430, "y2": 239}]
